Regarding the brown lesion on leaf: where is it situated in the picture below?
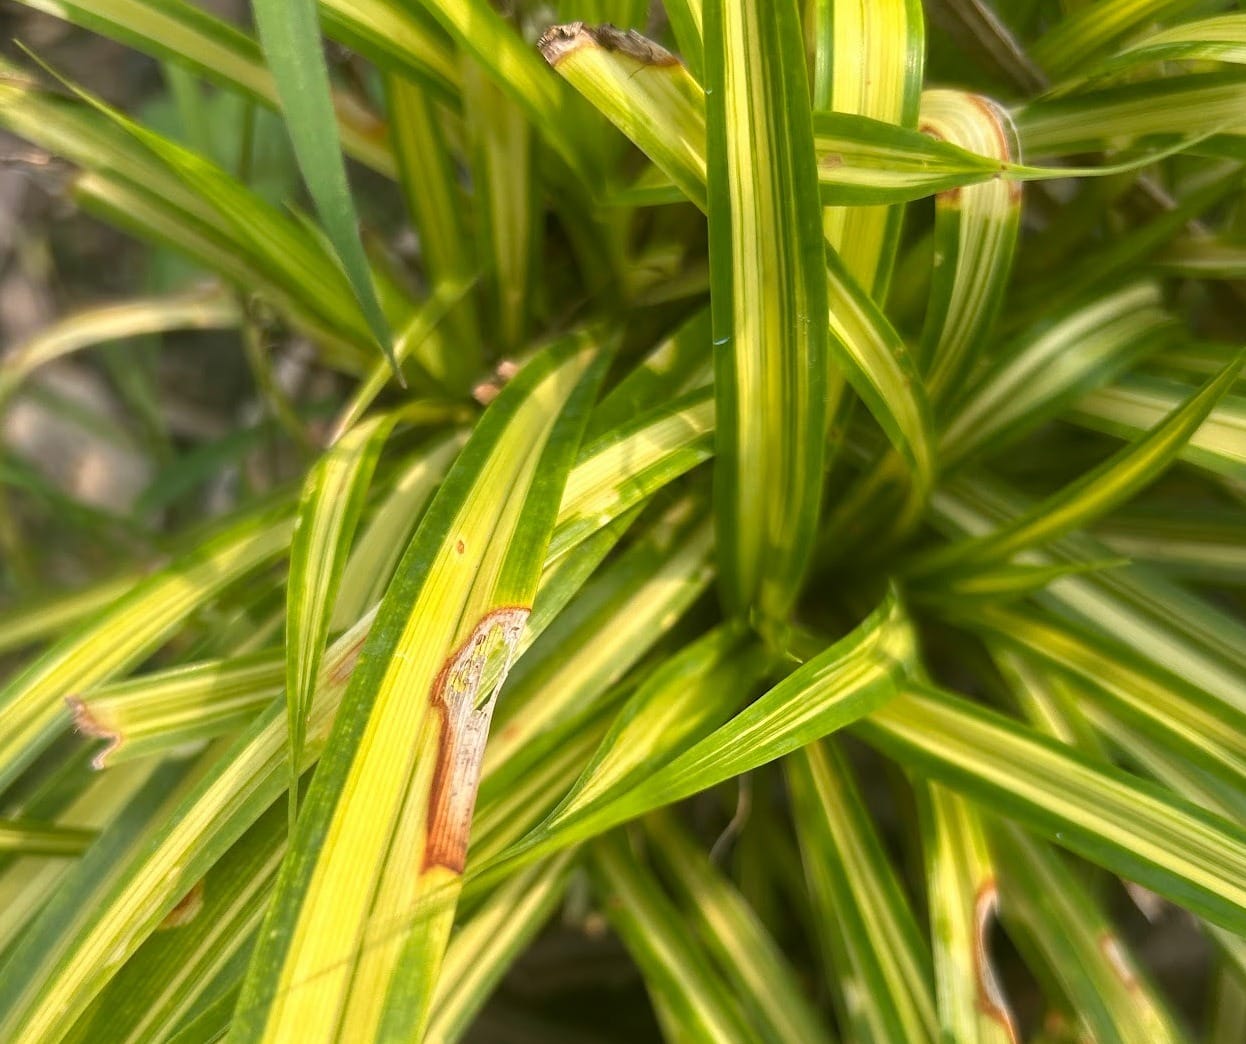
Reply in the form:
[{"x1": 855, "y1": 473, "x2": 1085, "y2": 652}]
[
  {"x1": 918, "y1": 119, "x2": 968, "y2": 207},
  {"x1": 966, "y1": 94, "x2": 1016, "y2": 163},
  {"x1": 973, "y1": 878, "x2": 1019, "y2": 1043},
  {"x1": 66, "y1": 696, "x2": 121, "y2": 770},
  {"x1": 538, "y1": 22, "x2": 681, "y2": 68},
  {"x1": 328, "y1": 630, "x2": 369, "y2": 685},
  {"x1": 968, "y1": 94, "x2": 1023, "y2": 203},
  {"x1": 922, "y1": 94, "x2": 1022, "y2": 205},
  {"x1": 422, "y1": 606, "x2": 529, "y2": 874},
  {"x1": 158, "y1": 880, "x2": 205, "y2": 930}
]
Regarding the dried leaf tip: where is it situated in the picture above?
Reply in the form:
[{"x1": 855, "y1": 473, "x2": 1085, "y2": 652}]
[
  {"x1": 974, "y1": 879, "x2": 1019, "y2": 1042},
  {"x1": 537, "y1": 21, "x2": 587, "y2": 64},
  {"x1": 537, "y1": 23, "x2": 680, "y2": 68},
  {"x1": 66, "y1": 696, "x2": 120, "y2": 770}
]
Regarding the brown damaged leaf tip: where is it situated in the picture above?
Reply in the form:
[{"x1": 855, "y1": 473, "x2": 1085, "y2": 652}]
[
  {"x1": 922, "y1": 94, "x2": 1021, "y2": 205},
  {"x1": 66, "y1": 696, "x2": 120, "y2": 770},
  {"x1": 967, "y1": 94, "x2": 1023, "y2": 204},
  {"x1": 967, "y1": 94, "x2": 1017, "y2": 164},
  {"x1": 423, "y1": 606, "x2": 529, "y2": 874},
  {"x1": 538, "y1": 22, "x2": 680, "y2": 68},
  {"x1": 974, "y1": 879, "x2": 1019, "y2": 1042}
]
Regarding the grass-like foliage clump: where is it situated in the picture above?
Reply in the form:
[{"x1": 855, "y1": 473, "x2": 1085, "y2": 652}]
[{"x1": 2, "y1": 1, "x2": 1246, "y2": 1040}]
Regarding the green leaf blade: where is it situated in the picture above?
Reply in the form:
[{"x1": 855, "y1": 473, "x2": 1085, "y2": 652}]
[
  {"x1": 914, "y1": 353, "x2": 1245, "y2": 576},
  {"x1": 233, "y1": 333, "x2": 608, "y2": 1042},
  {"x1": 864, "y1": 685, "x2": 1246, "y2": 935},
  {"x1": 786, "y1": 741, "x2": 938, "y2": 1043},
  {"x1": 705, "y1": 0, "x2": 829, "y2": 621},
  {"x1": 284, "y1": 414, "x2": 393, "y2": 829},
  {"x1": 251, "y1": 0, "x2": 394, "y2": 370},
  {"x1": 589, "y1": 831, "x2": 755, "y2": 1044}
]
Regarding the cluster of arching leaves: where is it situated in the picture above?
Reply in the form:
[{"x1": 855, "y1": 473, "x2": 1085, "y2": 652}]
[{"x1": 1, "y1": 1, "x2": 1246, "y2": 1041}]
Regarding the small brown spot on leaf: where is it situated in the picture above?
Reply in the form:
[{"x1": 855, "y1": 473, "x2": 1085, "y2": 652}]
[
  {"x1": 455, "y1": 538, "x2": 466, "y2": 555},
  {"x1": 159, "y1": 880, "x2": 205, "y2": 930},
  {"x1": 329, "y1": 631, "x2": 369, "y2": 685},
  {"x1": 1043, "y1": 1010, "x2": 1072, "y2": 1034}
]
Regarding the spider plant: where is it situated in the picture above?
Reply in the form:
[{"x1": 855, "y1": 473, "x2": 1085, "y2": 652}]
[{"x1": 1, "y1": 0, "x2": 1246, "y2": 1040}]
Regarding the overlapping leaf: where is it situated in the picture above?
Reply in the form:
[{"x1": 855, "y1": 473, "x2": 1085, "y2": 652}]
[
  {"x1": 232, "y1": 334, "x2": 607, "y2": 1042},
  {"x1": 703, "y1": 0, "x2": 828, "y2": 620}
]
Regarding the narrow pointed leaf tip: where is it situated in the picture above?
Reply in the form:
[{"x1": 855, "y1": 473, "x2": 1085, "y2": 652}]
[
  {"x1": 251, "y1": 0, "x2": 396, "y2": 374},
  {"x1": 911, "y1": 351, "x2": 1245, "y2": 577}
]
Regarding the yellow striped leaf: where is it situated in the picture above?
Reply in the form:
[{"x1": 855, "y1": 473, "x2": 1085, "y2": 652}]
[
  {"x1": 71, "y1": 650, "x2": 284, "y2": 768},
  {"x1": 912, "y1": 354, "x2": 1243, "y2": 575},
  {"x1": 541, "y1": 23, "x2": 936, "y2": 502},
  {"x1": 0, "y1": 352, "x2": 735, "y2": 1043},
  {"x1": 786, "y1": 740, "x2": 938, "y2": 1042},
  {"x1": 704, "y1": 0, "x2": 829, "y2": 620},
  {"x1": 861, "y1": 685, "x2": 1246, "y2": 934},
  {"x1": 231, "y1": 334, "x2": 607, "y2": 1042},
  {"x1": 993, "y1": 824, "x2": 1183, "y2": 1044},
  {"x1": 810, "y1": 0, "x2": 924, "y2": 297},
  {"x1": 425, "y1": 852, "x2": 576, "y2": 1043},
  {"x1": 0, "y1": 502, "x2": 292, "y2": 793},
  {"x1": 917, "y1": 784, "x2": 1018, "y2": 1044},
  {"x1": 589, "y1": 831, "x2": 754, "y2": 1043},
  {"x1": 645, "y1": 812, "x2": 832, "y2": 1044},
  {"x1": 284, "y1": 414, "x2": 395, "y2": 828}
]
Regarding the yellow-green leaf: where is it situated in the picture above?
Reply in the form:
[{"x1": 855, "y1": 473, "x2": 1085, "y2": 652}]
[
  {"x1": 231, "y1": 333, "x2": 607, "y2": 1042},
  {"x1": 704, "y1": 0, "x2": 828, "y2": 620}
]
